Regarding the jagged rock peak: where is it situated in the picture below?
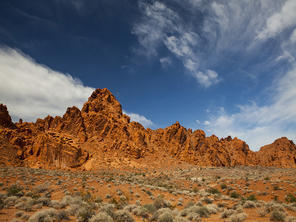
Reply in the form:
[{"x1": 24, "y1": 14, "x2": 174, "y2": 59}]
[
  {"x1": 0, "y1": 104, "x2": 16, "y2": 129},
  {"x1": 88, "y1": 88, "x2": 113, "y2": 101},
  {"x1": 81, "y1": 88, "x2": 123, "y2": 116}
]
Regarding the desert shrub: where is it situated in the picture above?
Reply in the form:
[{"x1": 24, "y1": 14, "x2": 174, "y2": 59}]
[
  {"x1": 0, "y1": 197, "x2": 4, "y2": 210},
  {"x1": 145, "y1": 189, "x2": 153, "y2": 196},
  {"x1": 60, "y1": 195, "x2": 83, "y2": 206},
  {"x1": 247, "y1": 194, "x2": 257, "y2": 201},
  {"x1": 188, "y1": 206, "x2": 210, "y2": 218},
  {"x1": 174, "y1": 216, "x2": 190, "y2": 222},
  {"x1": 265, "y1": 202, "x2": 286, "y2": 213},
  {"x1": 187, "y1": 212, "x2": 201, "y2": 222},
  {"x1": 221, "y1": 209, "x2": 235, "y2": 218},
  {"x1": 230, "y1": 191, "x2": 240, "y2": 199},
  {"x1": 132, "y1": 206, "x2": 149, "y2": 218},
  {"x1": 114, "y1": 210, "x2": 134, "y2": 222},
  {"x1": 220, "y1": 184, "x2": 227, "y2": 189},
  {"x1": 7, "y1": 184, "x2": 23, "y2": 197},
  {"x1": 285, "y1": 193, "x2": 296, "y2": 203},
  {"x1": 193, "y1": 187, "x2": 199, "y2": 193},
  {"x1": 207, "y1": 187, "x2": 220, "y2": 194},
  {"x1": 4, "y1": 196, "x2": 18, "y2": 207},
  {"x1": 100, "y1": 204, "x2": 116, "y2": 219},
  {"x1": 273, "y1": 185, "x2": 281, "y2": 191},
  {"x1": 90, "y1": 212, "x2": 114, "y2": 222},
  {"x1": 229, "y1": 213, "x2": 247, "y2": 222},
  {"x1": 124, "y1": 204, "x2": 137, "y2": 213},
  {"x1": 157, "y1": 212, "x2": 174, "y2": 222},
  {"x1": 21, "y1": 214, "x2": 30, "y2": 221},
  {"x1": 66, "y1": 204, "x2": 80, "y2": 216},
  {"x1": 15, "y1": 201, "x2": 33, "y2": 211},
  {"x1": 14, "y1": 211, "x2": 24, "y2": 218},
  {"x1": 243, "y1": 200, "x2": 256, "y2": 208},
  {"x1": 257, "y1": 207, "x2": 268, "y2": 217},
  {"x1": 218, "y1": 202, "x2": 227, "y2": 208},
  {"x1": 153, "y1": 196, "x2": 166, "y2": 210},
  {"x1": 50, "y1": 200, "x2": 62, "y2": 209},
  {"x1": 95, "y1": 197, "x2": 103, "y2": 203},
  {"x1": 77, "y1": 206, "x2": 95, "y2": 222},
  {"x1": 57, "y1": 210, "x2": 69, "y2": 220},
  {"x1": 201, "y1": 197, "x2": 213, "y2": 204},
  {"x1": 270, "y1": 210, "x2": 286, "y2": 222},
  {"x1": 206, "y1": 204, "x2": 218, "y2": 214},
  {"x1": 151, "y1": 208, "x2": 173, "y2": 221},
  {"x1": 36, "y1": 197, "x2": 51, "y2": 206},
  {"x1": 28, "y1": 208, "x2": 58, "y2": 222},
  {"x1": 33, "y1": 184, "x2": 48, "y2": 194}
]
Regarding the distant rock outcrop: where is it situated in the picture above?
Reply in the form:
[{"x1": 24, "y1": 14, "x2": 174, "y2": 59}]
[
  {"x1": 255, "y1": 137, "x2": 296, "y2": 168},
  {"x1": 0, "y1": 88, "x2": 295, "y2": 169}
]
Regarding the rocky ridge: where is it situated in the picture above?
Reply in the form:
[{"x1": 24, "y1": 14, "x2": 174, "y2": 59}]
[{"x1": 0, "y1": 88, "x2": 296, "y2": 169}]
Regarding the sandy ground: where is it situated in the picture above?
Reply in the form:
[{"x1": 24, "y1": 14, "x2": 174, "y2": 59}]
[{"x1": 0, "y1": 165, "x2": 296, "y2": 221}]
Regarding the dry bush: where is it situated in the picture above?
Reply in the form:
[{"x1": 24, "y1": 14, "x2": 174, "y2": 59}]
[
  {"x1": 221, "y1": 209, "x2": 235, "y2": 218},
  {"x1": 28, "y1": 208, "x2": 58, "y2": 222},
  {"x1": 270, "y1": 210, "x2": 286, "y2": 222},
  {"x1": 114, "y1": 209, "x2": 134, "y2": 222},
  {"x1": 89, "y1": 212, "x2": 114, "y2": 222},
  {"x1": 229, "y1": 212, "x2": 247, "y2": 222}
]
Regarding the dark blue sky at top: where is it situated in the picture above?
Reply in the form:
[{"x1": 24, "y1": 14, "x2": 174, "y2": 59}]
[{"x1": 1, "y1": 0, "x2": 295, "y2": 149}]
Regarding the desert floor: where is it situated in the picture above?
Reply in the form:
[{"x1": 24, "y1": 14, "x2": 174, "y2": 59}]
[{"x1": 0, "y1": 165, "x2": 296, "y2": 222}]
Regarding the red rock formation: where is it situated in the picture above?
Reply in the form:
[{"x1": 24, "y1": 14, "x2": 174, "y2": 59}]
[
  {"x1": 256, "y1": 137, "x2": 296, "y2": 168},
  {"x1": 0, "y1": 104, "x2": 16, "y2": 129},
  {"x1": 0, "y1": 88, "x2": 295, "y2": 169}
]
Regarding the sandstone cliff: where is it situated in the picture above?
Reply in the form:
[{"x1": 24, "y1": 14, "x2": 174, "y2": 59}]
[{"x1": 0, "y1": 88, "x2": 295, "y2": 169}]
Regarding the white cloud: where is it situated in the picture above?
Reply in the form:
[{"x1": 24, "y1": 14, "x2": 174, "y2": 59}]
[
  {"x1": 204, "y1": 66, "x2": 296, "y2": 150},
  {"x1": 132, "y1": 1, "x2": 180, "y2": 57},
  {"x1": 203, "y1": 120, "x2": 210, "y2": 126},
  {"x1": 194, "y1": 69, "x2": 220, "y2": 87},
  {"x1": 133, "y1": 1, "x2": 219, "y2": 87},
  {"x1": 123, "y1": 110, "x2": 154, "y2": 128},
  {"x1": 257, "y1": 0, "x2": 296, "y2": 40},
  {"x1": 291, "y1": 28, "x2": 296, "y2": 43},
  {"x1": 160, "y1": 57, "x2": 172, "y2": 68},
  {"x1": 0, "y1": 47, "x2": 95, "y2": 122}
]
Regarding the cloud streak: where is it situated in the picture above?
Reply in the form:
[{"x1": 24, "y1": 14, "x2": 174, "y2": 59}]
[{"x1": 132, "y1": 1, "x2": 220, "y2": 87}]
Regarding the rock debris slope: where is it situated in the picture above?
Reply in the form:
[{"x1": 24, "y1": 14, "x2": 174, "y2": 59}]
[{"x1": 0, "y1": 88, "x2": 296, "y2": 169}]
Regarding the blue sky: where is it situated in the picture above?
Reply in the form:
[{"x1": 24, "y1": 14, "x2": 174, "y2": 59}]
[{"x1": 0, "y1": 0, "x2": 296, "y2": 150}]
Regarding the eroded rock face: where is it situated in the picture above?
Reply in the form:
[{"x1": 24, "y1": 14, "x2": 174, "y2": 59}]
[
  {"x1": 0, "y1": 88, "x2": 295, "y2": 169},
  {"x1": 256, "y1": 137, "x2": 296, "y2": 168},
  {"x1": 0, "y1": 104, "x2": 16, "y2": 129}
]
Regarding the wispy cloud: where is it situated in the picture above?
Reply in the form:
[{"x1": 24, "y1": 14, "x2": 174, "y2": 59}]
[
  {"x1": 204, "y1": 65, "x2": 296, "y2": 150},
  {"x1": 257, "y1": 0, "x2": 296, "y2": 40},
  {"x1": 132, "y1": 1, "x2": 220, "y2": 87},
  {"x1": 0, "y1": 47, "x2": 95, "y2": 121},
  {"x1": 123, "y1": 110, "x2": 154, "y2": 128},
  {"x1": 159, "y1": 57, "x2": 172, "y2": 68},
  {"x1": 177, "y1": 0, "x2": 296, "y2": 149},
  {"x1": 133, "y1": 0, "x2": 295, "y2": 87}
]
